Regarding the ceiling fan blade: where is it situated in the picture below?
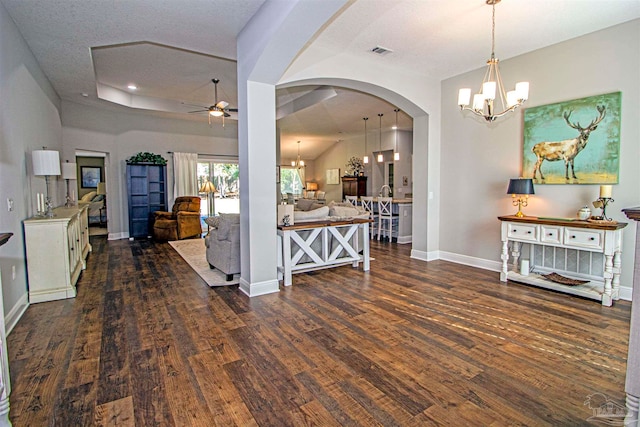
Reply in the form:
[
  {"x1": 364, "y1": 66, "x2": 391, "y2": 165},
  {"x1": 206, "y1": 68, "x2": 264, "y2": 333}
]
[
  {"x1": 188, "y1": 109, "x2": 209, "y2": 113},
  {"x1": 226, "y1": 108, "x2": 238, "y2": 112},
  {"x1": 181, "y1": 102, "x2": 208, "y2": 109},
  {"x1": 224, "y1": 112, "x2": 231, "y2": 118},
  {"x1": 216, "y1": 101, "x2": 229, "y2": 109}
]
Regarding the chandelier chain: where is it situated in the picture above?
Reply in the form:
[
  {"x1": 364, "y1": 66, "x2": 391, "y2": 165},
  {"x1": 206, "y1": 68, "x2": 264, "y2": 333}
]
[{"x1": 491, "y1": 1, "x2": 496, "y2": 58}]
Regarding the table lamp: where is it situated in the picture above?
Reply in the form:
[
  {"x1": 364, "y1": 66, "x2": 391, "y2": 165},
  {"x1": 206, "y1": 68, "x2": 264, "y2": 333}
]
[
  {"x1": 62, "y1": 160, "x2": 77, "y2": 207},
  {"x1": 32, "y1": 148, "x2": 61, "y2": 217},
  {"x1": 306, "y1": 182, "x2": 318, "y2": 191},
  {"x1": 507, "y1": 178, "x2": 535, "y2": 218}
]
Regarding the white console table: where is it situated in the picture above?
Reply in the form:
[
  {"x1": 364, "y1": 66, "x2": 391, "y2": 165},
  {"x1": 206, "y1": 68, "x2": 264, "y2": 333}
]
[
  {"x1": 23, "y1": 205, "x2": 91, "y2": 303},
  {"x1": 499, "y1": 215, "x2": 627, "y2": 306},
  {"x1": 277, "y1": 218, "x2": 370, "y2": 286}
]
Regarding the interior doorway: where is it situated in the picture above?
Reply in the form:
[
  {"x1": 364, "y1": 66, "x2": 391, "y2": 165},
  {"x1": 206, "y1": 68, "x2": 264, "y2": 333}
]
[{"x1": 75, "y1": 150, "x2": 109, "y2": 236}]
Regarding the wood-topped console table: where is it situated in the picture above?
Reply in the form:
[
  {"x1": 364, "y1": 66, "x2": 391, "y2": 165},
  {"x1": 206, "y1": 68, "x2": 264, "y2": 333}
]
[
  {"x1": 499, "y1": 215, "x2": 627, "y2": 306},
  {"x1": 277, "y1": 218, "x2": 371, "y2": 286}
]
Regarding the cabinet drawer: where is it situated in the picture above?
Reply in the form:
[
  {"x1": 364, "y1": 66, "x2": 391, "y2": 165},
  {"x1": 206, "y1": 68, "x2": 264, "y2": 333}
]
[
  {"x1": 563, "y1": 228, "x2": 604, "y2": 250},
  {"x1": 540, "y1": 225, "x2": 562, "y2": 244},
  {"x1": 507, "y1": 223, "x2": 538, "y2": 242}
]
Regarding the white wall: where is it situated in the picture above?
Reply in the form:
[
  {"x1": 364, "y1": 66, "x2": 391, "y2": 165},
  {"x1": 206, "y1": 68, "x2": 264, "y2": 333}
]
[
  {"x1": 61, "y1": 101, "x2": 239, "y2": 239},
  {"x1": 0, "y1": 1, "x2": 62, "y2": 331},
  {"x1": 440, "y1": 19, "x2": 640, "y2": 298}
]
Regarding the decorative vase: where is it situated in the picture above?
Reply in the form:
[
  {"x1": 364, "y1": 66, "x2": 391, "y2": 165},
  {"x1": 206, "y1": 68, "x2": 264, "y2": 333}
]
[{"x1": 577, "y1": 206, "x2": 591, "y2": 220}]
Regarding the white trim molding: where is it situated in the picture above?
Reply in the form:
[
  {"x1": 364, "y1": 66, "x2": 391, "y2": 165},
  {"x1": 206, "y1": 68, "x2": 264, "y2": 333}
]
[
  {"x1": 239, "y1": 278, "x2": 280, "y2": 297},
  {"x1": 5, "y1": 292, "x2": 29, "y2": 335}
]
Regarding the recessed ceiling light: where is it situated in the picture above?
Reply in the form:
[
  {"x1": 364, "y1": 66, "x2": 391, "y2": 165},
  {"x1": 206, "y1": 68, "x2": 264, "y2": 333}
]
[
  {"x1": 127, "y1": 84, "x2": 137, "y2": 90},
  {"x1": 81, "y1": 93, "x2": 88, "y2": 97},
  {"x1": 392, "y1": 125, "x2": 398, "y2": 130}
]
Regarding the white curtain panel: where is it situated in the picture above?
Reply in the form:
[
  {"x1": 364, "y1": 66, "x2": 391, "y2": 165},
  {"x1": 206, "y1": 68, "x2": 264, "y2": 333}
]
[
  {"x1": 172, "y1": 152, "x2": 198, "y2": 199},
  {"x1": 296, "y1": 167, "x2": 305, "y2": 192}
]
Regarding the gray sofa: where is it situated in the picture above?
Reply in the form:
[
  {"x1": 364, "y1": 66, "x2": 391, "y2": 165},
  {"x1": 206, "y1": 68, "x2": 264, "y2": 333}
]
[{"x1": 204, "y1": 213, "x2": 240, "y2": 281}]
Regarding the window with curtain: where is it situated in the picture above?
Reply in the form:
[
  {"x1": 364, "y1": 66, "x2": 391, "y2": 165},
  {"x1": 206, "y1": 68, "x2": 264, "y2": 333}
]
[
  {"x1": 280, "y1": 166, "x2": 305, "y2": 196},
  {"x1": 197, "y1": 160, "x2": 239, "y2": 216}
]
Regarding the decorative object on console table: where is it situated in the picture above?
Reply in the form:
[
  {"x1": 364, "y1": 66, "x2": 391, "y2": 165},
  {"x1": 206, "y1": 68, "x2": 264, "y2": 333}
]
[
  {"x1": 523, "y1": 92, "x2": 620, "y2": 184},
  {"x1": 32, "y1": 148, "x2": 61, "y2": 218},
  {"x1": 507, "y1": 178, "x2": 534, "y2": 217},
  {"x1": 305, "y1": 182, "x2": 318, "y2": 192},
  {"x1": 591, "y1": 185, "x2": 614, "y2": 221},
  {"x1": 62, "y1": 160, "x2": 77, "y2": 207}
]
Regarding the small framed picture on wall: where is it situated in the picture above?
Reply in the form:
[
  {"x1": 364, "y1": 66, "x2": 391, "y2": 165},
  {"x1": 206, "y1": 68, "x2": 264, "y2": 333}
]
[{"x1": 81, "y1": 166, "x2": 101, "y2": 188}]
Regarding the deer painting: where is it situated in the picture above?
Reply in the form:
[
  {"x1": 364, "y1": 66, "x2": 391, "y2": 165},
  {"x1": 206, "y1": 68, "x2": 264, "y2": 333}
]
[{"x1": 531, "y1": 105, "x2": 606, "y2": 181}]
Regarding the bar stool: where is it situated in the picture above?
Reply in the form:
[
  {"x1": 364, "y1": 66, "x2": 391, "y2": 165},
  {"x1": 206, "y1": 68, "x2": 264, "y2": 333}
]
[
  {"x1": 360, "y1": 196, "x2": 377, "y2": 239},
  {"x1": 377, "y1": 197, "x2": 393, "y2": 241},
  {"x1": 345, "y1": 195, "x2": 358, "y2": 207}
]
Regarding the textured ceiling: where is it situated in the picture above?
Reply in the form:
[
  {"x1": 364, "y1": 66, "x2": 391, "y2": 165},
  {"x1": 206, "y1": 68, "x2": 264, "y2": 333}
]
[{"x1": 2, "y1": 0, "x2": 639, "y2": 160}]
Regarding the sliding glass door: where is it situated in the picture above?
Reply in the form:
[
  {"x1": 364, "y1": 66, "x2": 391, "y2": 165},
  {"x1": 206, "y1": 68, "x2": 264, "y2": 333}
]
[{"x1": 197, "y1": 160, "x2": 239, "y2": 216}]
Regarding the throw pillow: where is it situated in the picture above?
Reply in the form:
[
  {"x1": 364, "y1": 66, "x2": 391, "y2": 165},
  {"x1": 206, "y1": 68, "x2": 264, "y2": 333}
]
[
  {"x1": 91, "y1": 194, "x2": 105, "y2": 202},
  {"x1": 294, "y1": 206, "x2": 329, "y2": 222},
  {"x1": 204, "y1": 216, "x2": 220, "y2": 229},
  {"x1": 329, "y1": 205, "x2": 360, "y2": 218}
]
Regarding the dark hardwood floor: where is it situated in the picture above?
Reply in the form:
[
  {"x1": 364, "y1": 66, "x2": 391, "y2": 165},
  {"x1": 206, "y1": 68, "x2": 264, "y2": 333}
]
[{"x1": 7, "y1": 236, "x2": 631, "y2": 426}]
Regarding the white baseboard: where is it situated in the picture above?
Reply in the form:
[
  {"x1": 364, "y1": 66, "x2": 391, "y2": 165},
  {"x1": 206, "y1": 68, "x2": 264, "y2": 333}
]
[
  {"x1": 439, "y1": 251, "x2": 502, "y2": 272},
  {"x1": 619, "y1": 286, "x2": 633, "y2": 301},
  {"x1": 109, "y1": 232, "x2": 128, "y2": 240},
  {"x1": 410, "y1": 249, "x2": 439, "y2": 261},
  {"x1": 239, "y1": 277, "x2": 280, "y2": 297},
  {"x1": 5, "y1": 292, "x2": 29, "y2": 335}
]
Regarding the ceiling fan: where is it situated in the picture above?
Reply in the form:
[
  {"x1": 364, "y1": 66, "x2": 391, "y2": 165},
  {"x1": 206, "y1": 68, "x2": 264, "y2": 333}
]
[{"x1": 185, "y1": 78, "x2": 238, "y2": 125}]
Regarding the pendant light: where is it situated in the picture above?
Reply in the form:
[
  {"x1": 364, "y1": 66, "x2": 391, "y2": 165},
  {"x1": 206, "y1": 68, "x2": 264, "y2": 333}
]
[
  {"x1": 363, "y1": 117, "x2": 369, "y2": 164},
  {"x1": 377, "y1": 113, "x2": 384, "y2": 163},
  {"x1": 291, "y1": 141, "x2": 305, "y2": 168},
  {"x1": 393, "y1": 108, "x2": 400, "y2": 161}
]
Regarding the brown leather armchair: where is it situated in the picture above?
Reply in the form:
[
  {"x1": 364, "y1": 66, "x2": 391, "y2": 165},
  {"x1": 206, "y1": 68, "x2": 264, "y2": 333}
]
[{"x1": 153, "y1": 196, "x2": 202, "y2": 241}]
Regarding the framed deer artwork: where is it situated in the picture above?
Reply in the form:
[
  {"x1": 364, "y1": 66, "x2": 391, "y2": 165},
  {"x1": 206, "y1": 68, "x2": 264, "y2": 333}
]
[{"x1": 522, "y1": 91, "x2": 621, "y2": 184}]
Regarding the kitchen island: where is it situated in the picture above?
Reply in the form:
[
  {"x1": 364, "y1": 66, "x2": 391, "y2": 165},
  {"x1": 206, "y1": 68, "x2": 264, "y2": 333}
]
[{"x1": 368, "y1": 198, "x2": 412, "y2": 244}]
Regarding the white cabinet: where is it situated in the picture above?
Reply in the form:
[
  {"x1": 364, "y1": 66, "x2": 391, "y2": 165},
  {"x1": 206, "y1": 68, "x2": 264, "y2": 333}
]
[
  {"x1": 499, "y1": 215, "x2": 627, "y2": 306},
  {"x1": 23, "y1": 205, "x2": 90, "y2": 303}
]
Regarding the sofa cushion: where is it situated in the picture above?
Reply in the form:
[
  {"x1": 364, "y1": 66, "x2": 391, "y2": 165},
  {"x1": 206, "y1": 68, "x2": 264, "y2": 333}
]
[
  {"x1": 329, "y1": 205, "x2": 360, "y2": 218},
  {"x1": 80, "y1": 191, "x2": 97, "y2": 202},
  {"x1": 217, "y1": 213, "x2": 240, "y2": 240},
  {"x1": 296, "y1": 198, "x2": 316, "y2": 211},
  {"x1": 294, "y1": 206, "x2": 329, "y2": 222}
]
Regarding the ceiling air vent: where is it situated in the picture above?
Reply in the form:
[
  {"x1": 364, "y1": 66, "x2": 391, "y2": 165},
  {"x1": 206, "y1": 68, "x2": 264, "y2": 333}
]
[{"x1": 370, "y1": 45, "x2": 393, "y2": 56}]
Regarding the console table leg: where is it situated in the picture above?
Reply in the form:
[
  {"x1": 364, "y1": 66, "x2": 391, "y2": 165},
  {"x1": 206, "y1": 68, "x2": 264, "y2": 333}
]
[
  {"x1": 604, "y1": 254, "x2": 614, "y2": 305},
  {"x1": 612, "y1": 249, "x2": 622, "y2": 300},
  {"x1": 500, "y1": 239, "x2": 509, "y2": 282}
]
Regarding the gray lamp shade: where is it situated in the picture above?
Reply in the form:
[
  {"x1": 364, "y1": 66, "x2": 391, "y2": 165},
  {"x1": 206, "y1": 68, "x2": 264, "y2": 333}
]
[
  {"x1": 61, "y1": 162, "x2": 77, "y2": 180},
  {"x1": 507, "y1": 178, "x2": 535, "y2": 195},
  {"x1": 32, "y1": 150, "x2": 61, "y2": 176}
]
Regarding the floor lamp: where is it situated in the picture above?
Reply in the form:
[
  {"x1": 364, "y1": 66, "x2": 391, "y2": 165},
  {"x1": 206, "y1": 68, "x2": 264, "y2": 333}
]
[
  {"x1": 62, "y1": 160, "x2": 77, "y2": 207},
  {"x1": 32, "y1": 149, "x2": 61, "y2": 217},
  {"x1": 199, "y1": 180, "x2": 216, "y2": 218}
]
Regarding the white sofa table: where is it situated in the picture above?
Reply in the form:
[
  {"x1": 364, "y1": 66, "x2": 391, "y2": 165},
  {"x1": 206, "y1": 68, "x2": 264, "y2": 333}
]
[
  {"x1": 499, "y1": 215, "x2": 627, "y2": 306},
  {"x1": 277, "y1": 218, "x2": 371, "y2": 286}
]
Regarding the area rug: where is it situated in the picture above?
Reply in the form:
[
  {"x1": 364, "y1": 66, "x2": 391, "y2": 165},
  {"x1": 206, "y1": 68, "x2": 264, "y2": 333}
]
[{"x1": 168, "y1": 239, "x2": 240, "y2": 287}]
